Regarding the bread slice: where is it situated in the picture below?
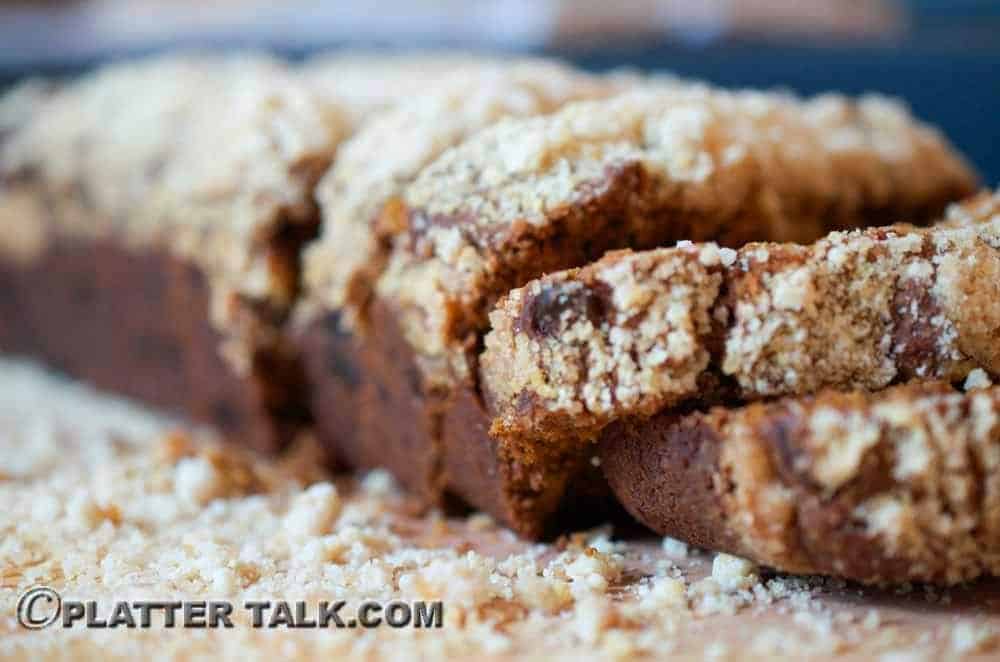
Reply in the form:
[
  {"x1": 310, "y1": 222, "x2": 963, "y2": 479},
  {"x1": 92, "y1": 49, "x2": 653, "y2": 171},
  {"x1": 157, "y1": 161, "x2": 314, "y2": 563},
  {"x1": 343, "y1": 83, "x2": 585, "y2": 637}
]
[
  {"x1": 293, "y1": 59, "x2": 628, "y2": 493},
  {"x1": 474, "y1": 191, "x2": 998, "y2": 536},
  {"x1": 600, "y1": 377, "x2": 1000, "y2": 585},
  {"x1": 483, "y1": 190, "x2": 1000, "y2": 447}
]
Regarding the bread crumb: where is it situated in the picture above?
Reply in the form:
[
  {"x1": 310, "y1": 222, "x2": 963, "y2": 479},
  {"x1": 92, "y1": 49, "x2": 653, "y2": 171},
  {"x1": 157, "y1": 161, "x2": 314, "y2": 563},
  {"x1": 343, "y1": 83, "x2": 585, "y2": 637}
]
[
  {"x1": 561, "y1": 548, "x2": 622, "y2": 595},
  {"x1": 712, "y1": 553, "x2": 759, "y2": 591},
  {"x1": 950, "y1": 621, "x2": 997, "y2": 654},
  {"x1": 283, "y1": 482, "x2": 341, "y2": 537},
  {"x1": 174, "y1": 456, "x2": 225, "y2": 505},
  {"x1": 513, "y1": 568, "x2": 573, "y2": 613},
  {"x1": 66, "y1": 493, "x2": 120, "y2": 530},
  {"x1": 964, "y1": 368, "x2": 994, "y2": 391},
  {"x1": 360, "y1": 469, "x2": 397, "y2": 496},
  {"x1": 2, "y1": 356, "x2": 997, "y2": 660},
  {"x1": 641, "y1": 575, "x2": 688, "y2": 609},
  {"x1": 661, "y1": 536, "x2": 690, "y2": 559},
  {"x1": 571, "y1": 594, "x2": 615, "y2": 646}
]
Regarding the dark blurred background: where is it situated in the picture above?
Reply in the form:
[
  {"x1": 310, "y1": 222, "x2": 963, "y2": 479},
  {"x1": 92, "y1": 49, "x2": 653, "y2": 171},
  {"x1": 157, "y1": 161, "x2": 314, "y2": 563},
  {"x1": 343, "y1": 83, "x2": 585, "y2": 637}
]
[{"x1": 1, "y1": 0, "x2": 997, "y2": 182}]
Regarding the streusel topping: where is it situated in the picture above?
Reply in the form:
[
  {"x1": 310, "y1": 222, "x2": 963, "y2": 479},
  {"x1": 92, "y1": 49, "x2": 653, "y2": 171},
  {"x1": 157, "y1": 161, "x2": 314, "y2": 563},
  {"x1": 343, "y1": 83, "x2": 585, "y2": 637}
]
[
  {"x1": 377, "y1": 86, "x2": 975, "y2": 387},
  {"x1": 301, "y1": 59, "x2": 633, "y2": 322},
  {"x1": 0, "y1": 54, "x2": 352, "y2": 313}
]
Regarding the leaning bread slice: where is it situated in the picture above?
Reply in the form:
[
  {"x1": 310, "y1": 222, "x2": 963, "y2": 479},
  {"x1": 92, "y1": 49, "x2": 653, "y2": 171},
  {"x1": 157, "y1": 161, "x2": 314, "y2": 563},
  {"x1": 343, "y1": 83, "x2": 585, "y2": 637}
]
[
  {"x1": 300, "y1": 57, "x2": 630, "y2": 322},
  {"x1": 483, "y1": 190, "x2": 1000, "y2": 448},
  {"x1": 600, "y1": 378, "x2": 1000, "y2": 585}
]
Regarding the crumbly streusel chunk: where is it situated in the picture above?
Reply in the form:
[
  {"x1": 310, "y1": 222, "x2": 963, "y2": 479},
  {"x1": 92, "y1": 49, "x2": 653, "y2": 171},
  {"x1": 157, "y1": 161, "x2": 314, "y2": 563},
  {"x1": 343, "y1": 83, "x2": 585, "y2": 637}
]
[
  {"x1": 301, "y1": 59, "x2": 632, "y2": 321},
  {"x1": 484, "y1": 191, "x2": 1000, "y2": 446},
  {"x1": 376, "y1": 86, "x2": 976, "y2": 387},
  {"x1": 601, "y1": 380, "x2": 1000, "y2": 585}
]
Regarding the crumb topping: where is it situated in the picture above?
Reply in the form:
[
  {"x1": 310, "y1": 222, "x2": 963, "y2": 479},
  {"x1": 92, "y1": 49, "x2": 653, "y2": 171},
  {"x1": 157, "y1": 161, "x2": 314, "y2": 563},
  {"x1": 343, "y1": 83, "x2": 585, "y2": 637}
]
[
  {"x1": 0, "y1": 54, "x2": 353, "y2": 319},
  {"x1": 301, "y1": 59, "x2": 628, "y2": 323},
  {"x1": 711, "y1": 554, "x2": 759, "y2": 591},
  {"x1": 965, "y1": 368, "x2": 994, "y2": 391},
  {"x1": 376, "y1": 86, "x2": 975, "y2": 387}
]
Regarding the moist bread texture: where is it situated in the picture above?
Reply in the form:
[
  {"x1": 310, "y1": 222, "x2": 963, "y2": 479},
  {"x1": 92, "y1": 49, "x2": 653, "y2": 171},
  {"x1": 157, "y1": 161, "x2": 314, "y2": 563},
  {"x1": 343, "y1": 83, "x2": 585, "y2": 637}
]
[{"x1": 600, "y1": 378, "x2": 1000, "y2": 585}]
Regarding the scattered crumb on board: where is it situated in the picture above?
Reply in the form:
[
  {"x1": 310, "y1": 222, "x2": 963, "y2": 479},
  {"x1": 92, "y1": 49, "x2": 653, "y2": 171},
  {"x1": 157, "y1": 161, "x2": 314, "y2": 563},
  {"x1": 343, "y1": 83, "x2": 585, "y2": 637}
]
[{"x1": 1, "y1": 358, "x2": 998, "y2": 661}]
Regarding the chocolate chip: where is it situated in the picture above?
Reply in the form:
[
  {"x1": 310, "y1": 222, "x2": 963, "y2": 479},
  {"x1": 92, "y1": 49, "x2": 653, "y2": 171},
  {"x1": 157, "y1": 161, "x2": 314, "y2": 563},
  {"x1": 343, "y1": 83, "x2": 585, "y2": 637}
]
[
  {"x1": 891, "y1": 277, "x2": 941, "y2": 380},
  {"x1": 757, "y1": 410, "x2": 811, "y2": 487},
  {"x1": 211, "y1": 400, "x2": 239, "y2": 429},
  {"x1": 322, "y1": 313, "x2": 362, "y2": 389},
  {"x1": 519, "y1": 282, "x2": 609, "y2": 338}
]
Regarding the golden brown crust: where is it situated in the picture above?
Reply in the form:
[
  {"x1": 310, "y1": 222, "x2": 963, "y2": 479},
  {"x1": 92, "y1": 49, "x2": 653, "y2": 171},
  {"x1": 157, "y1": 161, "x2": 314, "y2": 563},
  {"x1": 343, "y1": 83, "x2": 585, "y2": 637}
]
[
  {"x1": 601, "y1": 379, "x2": 1000, "y2": 585},
  {"x1": 483, "y1": 191, "x2": 1000, "y2": 448}
]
